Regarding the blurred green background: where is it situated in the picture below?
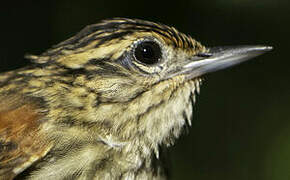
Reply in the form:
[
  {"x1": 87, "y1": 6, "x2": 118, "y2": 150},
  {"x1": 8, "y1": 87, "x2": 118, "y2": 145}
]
[{"x1": 0, "y1": 0, "x2": 289, "y2": 179}]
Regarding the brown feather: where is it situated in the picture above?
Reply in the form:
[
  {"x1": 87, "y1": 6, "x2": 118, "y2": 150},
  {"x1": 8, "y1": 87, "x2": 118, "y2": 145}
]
[{"x1": 0, "y1": 98, "x2": 52, "y2": 179}]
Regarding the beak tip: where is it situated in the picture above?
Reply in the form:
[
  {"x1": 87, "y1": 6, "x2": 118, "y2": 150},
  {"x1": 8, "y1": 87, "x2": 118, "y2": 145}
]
[{"x1": 255, "y1": 45, "x2": 273, "y2": 52}]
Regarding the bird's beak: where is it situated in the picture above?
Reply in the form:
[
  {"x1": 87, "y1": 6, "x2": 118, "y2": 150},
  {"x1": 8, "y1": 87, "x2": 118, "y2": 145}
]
[{"x1": 182, "y1": 45, "x2": 273, "y2": 79}]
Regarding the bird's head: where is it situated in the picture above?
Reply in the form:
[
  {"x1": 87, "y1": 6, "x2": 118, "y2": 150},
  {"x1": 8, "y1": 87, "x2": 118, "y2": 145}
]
[{"x1": 27, "y1": 18, "x2": 271, "y2": 151}]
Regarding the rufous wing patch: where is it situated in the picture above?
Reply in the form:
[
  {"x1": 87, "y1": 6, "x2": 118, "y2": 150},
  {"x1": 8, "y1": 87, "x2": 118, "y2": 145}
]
[{"x1": 0, "y1": 97, "x2": 52, "y2": 180}]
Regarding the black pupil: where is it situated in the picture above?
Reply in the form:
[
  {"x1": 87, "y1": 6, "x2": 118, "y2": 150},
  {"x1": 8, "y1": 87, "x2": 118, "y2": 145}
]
[{"x1": 134, "y1": 41, "x2": 161, "y2": 65}]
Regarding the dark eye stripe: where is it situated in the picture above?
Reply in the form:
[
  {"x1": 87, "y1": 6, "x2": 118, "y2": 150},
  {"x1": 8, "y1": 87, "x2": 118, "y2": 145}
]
[{"x1": 94, "y1": 31, "x2": 134, "y2": 48}]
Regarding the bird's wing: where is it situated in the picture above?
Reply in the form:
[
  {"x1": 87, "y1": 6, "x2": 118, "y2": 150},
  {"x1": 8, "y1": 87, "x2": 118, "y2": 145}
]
[{"x1": 0, "y1": 95, "x2": 52, "y2": 180}]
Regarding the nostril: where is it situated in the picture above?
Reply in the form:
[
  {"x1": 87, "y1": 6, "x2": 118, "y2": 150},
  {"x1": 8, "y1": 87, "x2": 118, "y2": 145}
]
[{"x1": 196, "y1": 52, "x2": 213, "y2": 58}]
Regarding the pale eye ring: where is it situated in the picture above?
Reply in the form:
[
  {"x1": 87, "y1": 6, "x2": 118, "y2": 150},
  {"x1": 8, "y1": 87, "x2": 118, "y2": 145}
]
[{"x1": 133, "y1": 41, "x2": 162, "y2": 65}]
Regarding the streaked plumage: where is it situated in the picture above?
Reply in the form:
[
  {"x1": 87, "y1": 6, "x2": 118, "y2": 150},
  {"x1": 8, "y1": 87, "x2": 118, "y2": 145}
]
[{"x1": 0, "y1": 18, "x2": 271, "y2": 180}]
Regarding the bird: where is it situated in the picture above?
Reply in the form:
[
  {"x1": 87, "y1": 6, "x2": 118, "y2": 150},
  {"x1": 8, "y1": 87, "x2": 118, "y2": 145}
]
[{"x1": 0, "y1": 18, "x2": 272, "y2": 180}]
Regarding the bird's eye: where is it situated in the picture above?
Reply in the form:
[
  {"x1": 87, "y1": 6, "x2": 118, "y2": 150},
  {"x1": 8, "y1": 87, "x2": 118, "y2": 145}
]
[{"x1": 134, "y1": 41, "x2": 162, "y2": 65}]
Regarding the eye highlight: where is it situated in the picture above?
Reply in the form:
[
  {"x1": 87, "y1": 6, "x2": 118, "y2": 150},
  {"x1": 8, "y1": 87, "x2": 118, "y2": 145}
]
[{"x1": 134, "y1": 41, "x2": 162, "y2": 65}]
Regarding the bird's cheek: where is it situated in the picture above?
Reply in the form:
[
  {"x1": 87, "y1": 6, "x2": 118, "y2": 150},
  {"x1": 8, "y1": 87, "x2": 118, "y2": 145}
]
[{"x1": 95, "y1": 83, "x2": 148, "y2": 103}]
